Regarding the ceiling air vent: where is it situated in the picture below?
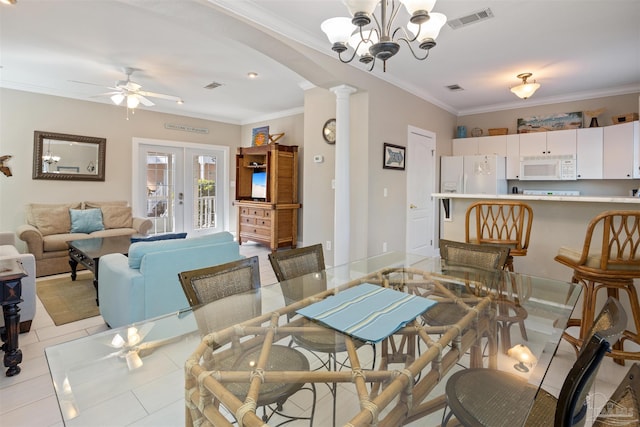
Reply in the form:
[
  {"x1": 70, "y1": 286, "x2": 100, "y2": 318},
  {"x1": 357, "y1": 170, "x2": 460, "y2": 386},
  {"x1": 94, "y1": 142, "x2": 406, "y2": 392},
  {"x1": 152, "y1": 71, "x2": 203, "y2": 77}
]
[
  {"x1": 446, "y1": 84, "x2": 464, "y2": 92},
  {"x1": 204, "y1": 81, "x2": 223, "y2": 90},
  {"x1": 447, "y1": 8, "x2": 494, "y2": 30}
]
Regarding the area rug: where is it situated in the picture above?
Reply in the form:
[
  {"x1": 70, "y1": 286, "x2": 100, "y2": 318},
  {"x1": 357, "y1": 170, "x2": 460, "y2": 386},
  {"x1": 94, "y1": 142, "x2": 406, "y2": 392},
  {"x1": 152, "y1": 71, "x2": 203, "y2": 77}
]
[{"x1": 36, "y1": 271, "x2": 100, "y2": 326}]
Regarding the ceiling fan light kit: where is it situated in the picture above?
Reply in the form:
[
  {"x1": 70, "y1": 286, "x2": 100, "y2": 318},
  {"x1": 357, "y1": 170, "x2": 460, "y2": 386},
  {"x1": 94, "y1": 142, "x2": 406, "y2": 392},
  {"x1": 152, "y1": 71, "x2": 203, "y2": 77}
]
[
  {"x1": 321, "y1": 0, "x2": 447, "y2": 72},
  {"x1": 74, "y1": 67, "x2": 183, "y2": 118},
  {"x1": 510, "y1": 72, "x2": 541, "y2": 99}
]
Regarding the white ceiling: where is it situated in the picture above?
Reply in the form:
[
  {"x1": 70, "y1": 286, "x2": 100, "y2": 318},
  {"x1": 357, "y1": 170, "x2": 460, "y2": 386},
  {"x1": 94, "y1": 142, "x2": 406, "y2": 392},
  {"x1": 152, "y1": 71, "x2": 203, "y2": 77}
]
[{"x1": 1, "y1": 0, "x2": 639, "y2": 125}]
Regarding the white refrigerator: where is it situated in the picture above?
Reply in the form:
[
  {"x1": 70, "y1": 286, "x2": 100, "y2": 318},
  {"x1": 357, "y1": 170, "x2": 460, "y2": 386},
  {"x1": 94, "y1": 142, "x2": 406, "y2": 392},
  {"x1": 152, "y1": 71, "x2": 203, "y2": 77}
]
[{"x1": 441, "y1": 155, "x2": 507, "y2": 195}]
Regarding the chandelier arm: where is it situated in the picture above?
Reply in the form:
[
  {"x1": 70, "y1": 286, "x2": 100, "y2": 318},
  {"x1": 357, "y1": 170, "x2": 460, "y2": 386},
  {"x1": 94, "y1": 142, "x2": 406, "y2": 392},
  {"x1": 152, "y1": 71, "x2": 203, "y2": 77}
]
[
  {"x1": 337, "y1": 48, "x2": 361, "y2": 64},
  {"x1": 385, "y1": 0, "x2": 402, "y2": 38},
  {"x1": 398, "y1": 37, "x2": 431, "y2": 60},
  {"x1": 359, "y1": 26, "x2": 380, "y2": 43},
  {"x1": 393, "y1": 26, "x2": 419, "y2": 44},
  {"x1": 366, "y1": 57, "x2": 376, "y2": 72}
]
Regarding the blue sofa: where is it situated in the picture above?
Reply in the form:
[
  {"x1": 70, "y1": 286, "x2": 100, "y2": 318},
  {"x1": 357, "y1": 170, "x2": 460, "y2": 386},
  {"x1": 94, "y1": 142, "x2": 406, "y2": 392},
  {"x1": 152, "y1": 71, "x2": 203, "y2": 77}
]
[{"x1": 98, "y1": 232, "x2": 242, "y2": 328}]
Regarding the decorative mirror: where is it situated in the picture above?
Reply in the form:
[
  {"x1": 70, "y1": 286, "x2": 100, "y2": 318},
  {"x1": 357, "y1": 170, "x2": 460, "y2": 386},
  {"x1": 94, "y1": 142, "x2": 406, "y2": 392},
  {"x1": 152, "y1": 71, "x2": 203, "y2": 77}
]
[{"x1": 33, "y1": 131, "x2": 106, "y2": 181}]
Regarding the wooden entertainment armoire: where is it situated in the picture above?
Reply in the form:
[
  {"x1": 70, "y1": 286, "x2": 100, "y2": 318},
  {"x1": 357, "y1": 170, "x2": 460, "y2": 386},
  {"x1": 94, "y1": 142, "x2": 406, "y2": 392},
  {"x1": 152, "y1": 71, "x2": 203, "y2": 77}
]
[{"x1": 234, "y1": 143, "x2": 300, "y2": 252}]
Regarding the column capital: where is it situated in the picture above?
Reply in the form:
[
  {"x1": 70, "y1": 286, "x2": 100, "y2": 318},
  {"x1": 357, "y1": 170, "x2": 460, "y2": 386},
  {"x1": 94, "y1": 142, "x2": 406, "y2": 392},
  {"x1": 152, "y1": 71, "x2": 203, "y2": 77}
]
[{"x1": 330, "y1": 84, "x2": 357, "y2": 98}]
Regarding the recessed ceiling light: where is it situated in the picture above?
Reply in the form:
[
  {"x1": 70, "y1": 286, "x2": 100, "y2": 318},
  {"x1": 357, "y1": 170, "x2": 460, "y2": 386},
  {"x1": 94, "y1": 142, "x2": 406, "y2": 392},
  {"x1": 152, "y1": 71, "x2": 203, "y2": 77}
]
[{"x1": 247, "y1": 72, "x2": 258, "y2": 79}]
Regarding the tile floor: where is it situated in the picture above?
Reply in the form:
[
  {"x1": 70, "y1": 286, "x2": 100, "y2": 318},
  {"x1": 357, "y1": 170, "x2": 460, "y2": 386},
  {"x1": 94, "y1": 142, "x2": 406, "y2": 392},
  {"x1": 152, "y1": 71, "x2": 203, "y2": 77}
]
[{"x1": 0, "y1": 243, "x2": 632, "y2": 426}]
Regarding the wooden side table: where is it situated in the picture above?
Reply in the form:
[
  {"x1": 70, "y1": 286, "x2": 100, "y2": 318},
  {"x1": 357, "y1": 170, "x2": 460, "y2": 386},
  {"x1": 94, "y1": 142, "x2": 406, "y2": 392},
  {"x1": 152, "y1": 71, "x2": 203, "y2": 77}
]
[{"x1": 0, "y1": 258, "x2": 26, "y2": 376}]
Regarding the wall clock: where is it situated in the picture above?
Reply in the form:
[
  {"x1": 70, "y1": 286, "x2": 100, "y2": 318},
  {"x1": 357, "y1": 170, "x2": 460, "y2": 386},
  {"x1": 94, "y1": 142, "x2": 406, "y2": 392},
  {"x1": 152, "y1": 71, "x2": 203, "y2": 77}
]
[{"x1": 322, "y1": 118, "x2": 336, "y2": 144}]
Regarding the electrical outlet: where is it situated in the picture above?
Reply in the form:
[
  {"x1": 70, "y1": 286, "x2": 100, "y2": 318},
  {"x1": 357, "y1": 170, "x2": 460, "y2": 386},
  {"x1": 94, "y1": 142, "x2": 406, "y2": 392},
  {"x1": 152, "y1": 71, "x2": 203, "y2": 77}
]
[
  {"x1": 383, "y1": 188, "x2": 388, "y2": 197},
  {"x1": 326, "y1": 240, "x2": 332, "y2": 251},
  {"x1": 382, "y1": 242, "x2": 387, "y2": 252}
]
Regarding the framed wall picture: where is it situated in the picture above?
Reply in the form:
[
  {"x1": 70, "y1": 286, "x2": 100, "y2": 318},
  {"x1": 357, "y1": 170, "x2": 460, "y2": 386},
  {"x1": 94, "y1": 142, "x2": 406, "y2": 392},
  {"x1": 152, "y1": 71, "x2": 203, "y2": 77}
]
[
  {"x1": 517, "y1": 112, "x2": 583, "y2": 133},
  {"x1": 252, "y1": 126, "x2": 269, "y2": 146},
  {"x1": 383, "y1": 143, "x2": 405, "y2": 170}
]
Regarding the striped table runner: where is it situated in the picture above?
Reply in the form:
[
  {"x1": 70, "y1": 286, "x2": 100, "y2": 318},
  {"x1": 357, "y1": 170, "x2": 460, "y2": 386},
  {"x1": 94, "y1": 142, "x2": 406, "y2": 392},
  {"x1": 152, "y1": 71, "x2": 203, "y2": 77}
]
[{"x1": 296, "y1": 283, "x2": 436, "y2": 343}]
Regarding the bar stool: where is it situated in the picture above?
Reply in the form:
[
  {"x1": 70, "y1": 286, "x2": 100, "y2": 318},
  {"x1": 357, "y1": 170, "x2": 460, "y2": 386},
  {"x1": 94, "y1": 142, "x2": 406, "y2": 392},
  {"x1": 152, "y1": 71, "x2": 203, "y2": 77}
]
[
  {"x1": 555, "y1": 210, "x2": 640, "y2": 364},
  {"x1": 465, "y1": 201, "x2": 534, "y2": 353}
]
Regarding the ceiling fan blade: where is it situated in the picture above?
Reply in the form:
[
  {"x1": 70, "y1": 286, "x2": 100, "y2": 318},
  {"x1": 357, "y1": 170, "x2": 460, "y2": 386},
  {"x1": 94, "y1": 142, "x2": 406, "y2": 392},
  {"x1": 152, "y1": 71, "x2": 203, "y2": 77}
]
[
  {"x1": 91, "y1": 91, "x2": 121, "y2": 97},
  {"x1": 69, "y1": 80, "x2": 115, "y2": 90},
  {"x1": 137, "y1": 95, "x2": 155, "y2": 107},
  {"x1": 138, "y1": 90, "x2": 182, "y2": 103}
]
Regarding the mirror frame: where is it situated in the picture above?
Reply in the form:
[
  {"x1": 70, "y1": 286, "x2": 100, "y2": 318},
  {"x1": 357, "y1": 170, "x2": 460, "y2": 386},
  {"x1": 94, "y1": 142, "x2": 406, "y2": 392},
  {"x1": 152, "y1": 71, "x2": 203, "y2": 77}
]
[{"x1": 33, "y1": 131, "x2": 106, "y2": 181}]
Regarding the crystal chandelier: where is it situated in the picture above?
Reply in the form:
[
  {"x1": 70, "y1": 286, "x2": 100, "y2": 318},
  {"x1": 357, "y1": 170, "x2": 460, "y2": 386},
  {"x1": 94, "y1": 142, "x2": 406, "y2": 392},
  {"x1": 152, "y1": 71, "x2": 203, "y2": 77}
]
[{"x1": 321, "y1": 0, "x2": 447, "y2": 72}]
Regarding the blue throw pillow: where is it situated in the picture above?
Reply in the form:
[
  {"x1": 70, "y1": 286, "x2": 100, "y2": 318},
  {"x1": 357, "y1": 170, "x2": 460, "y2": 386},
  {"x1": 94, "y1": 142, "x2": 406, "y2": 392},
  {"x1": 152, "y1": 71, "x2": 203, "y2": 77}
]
[
  {"x1": 130, "y1": 232, "x2": 187, "y2": 243},
  {"x1": 70, "y1": 208, "x2": 104, "y2": 233}
]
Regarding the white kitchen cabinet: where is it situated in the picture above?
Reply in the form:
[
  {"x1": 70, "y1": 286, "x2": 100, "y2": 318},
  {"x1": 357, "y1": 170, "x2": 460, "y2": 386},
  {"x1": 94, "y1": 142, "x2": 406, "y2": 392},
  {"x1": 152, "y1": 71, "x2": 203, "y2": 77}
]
[
  {"x1": 452, "y1": 138, "x2": 479, "y2": 155},
  {"x1": 576, "y1": 127, "x2": 603, "y2": 179},
  {"x1": 519, "y1": 129, "x2": 576, "y2": 157},
  {"x1": 518, "y1": 132, "x2": 547, "y2": 157},
  {"x1": 603, "y1": 121, "x2": 639, "y2": 179},
  {"x1": 506, "y1": 134, "x2": 520, "y2": 179},
  {"x1": 478, "y1": 135, "x2": 506, "y2": 155}
]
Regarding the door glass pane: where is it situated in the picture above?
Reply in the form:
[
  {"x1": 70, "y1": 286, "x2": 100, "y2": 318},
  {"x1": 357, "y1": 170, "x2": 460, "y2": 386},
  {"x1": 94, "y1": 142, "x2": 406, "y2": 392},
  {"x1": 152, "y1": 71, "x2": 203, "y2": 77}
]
[
  {"x1": 192, "y1": 154, "x2": 217, "y2": 231},
  {"x1": 145, "y1": 151, "x2": 175, "y2": 234}
]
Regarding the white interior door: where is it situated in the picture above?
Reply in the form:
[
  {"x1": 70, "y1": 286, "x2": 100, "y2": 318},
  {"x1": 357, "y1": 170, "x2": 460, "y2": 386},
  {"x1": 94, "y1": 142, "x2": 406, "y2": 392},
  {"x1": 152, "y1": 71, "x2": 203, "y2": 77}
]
[
  {"x1": 133, "y1": 139, "x2": 227, "y2": 236},
  {"x1": 406, "y1": 126, "x2": 437, "y2": 256}
]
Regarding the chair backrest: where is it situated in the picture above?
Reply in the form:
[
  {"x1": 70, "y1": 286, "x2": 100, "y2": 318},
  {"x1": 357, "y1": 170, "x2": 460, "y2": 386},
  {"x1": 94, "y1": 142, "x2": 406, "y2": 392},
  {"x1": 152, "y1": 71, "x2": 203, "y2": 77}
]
[
  {"x1": 555, "y1": 297, "x2": 628, "y2": 426},
  {"x1": 439, "y1": 239, "x2": 510, "y2": 293},
  {"x1": 439, "y1": 239, "x2": 510, "y2": 270},
  {"x1": 178, "y1": 256, "x2": 260, "y2": 307},
  {"x1": 581, "y1": 296, "x2": 628, "y2": 355},
  {"x1": 592, "y1": 363, "x2": 640, "y2": 427},
  {"x1": 465, "y1": 201, "x2": 533, "y2": 258},
  {"x1": 575, "y1": 210, "x2": 640, "y2": 273},
  {"x1": 268, "y1": 244, "x2": 325, "y2": 282}
]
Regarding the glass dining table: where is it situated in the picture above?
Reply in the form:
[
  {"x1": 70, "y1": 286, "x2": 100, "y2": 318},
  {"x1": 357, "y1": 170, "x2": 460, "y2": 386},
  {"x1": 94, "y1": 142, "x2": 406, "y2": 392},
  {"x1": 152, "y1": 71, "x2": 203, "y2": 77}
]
[{"x1": 45, "y1": 251, "x2": 581, "y2": 427}]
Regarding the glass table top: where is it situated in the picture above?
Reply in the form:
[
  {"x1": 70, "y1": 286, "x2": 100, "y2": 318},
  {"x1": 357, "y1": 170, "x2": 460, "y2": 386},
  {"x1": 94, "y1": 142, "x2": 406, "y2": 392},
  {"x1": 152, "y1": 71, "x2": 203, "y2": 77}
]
[{"x1": 45, "y1": 251, "x2": 581, "y2": 426}]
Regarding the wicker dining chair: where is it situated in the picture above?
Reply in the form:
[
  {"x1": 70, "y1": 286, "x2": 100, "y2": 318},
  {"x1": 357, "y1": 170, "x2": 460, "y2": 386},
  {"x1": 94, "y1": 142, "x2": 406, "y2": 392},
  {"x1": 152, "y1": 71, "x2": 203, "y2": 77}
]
[
  {"x1": 592, "y1": 363, "x2": 639, "y2": 427},
  {"x1": 443, "y1": 297, "x2": 627, "y2": 427},
  {"x1": 269, "y1": 244, "x2": 370, "y2": 427},
  {"x1": 179, "y1": 256, "x2": 316, "y2": 426},
  {"x1": 555, "y1": 210, "x2": 640, "y2": 364},
  {"x1": 423, "y1": 239, "x2": 510, "y2": 328}
]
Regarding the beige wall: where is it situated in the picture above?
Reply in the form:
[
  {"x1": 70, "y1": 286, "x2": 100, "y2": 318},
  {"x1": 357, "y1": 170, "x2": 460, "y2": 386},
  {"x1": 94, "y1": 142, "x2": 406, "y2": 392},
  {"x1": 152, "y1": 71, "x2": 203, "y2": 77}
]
[
  {"x1": 0, "y1": 88, "x2": 241, "y2": 252},
  {"x1": 456, "y1": 93, "x2": 639, "y2": 138}
]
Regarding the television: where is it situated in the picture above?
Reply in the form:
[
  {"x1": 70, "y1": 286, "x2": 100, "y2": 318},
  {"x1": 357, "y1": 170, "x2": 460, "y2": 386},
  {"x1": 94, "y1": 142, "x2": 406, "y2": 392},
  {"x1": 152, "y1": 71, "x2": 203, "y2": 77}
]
[{"x1": 251, "y1": 171, "x2": 267, "y2": 200}]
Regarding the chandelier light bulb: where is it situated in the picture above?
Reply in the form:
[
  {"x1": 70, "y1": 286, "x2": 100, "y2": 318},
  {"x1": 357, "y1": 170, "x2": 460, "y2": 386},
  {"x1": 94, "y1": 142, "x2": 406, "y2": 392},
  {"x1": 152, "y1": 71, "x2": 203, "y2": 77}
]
[
  {"x1": 400, "y1": 0, "x2": 437, "y2": 23},
  {"x1": 321, "y1": 17, "x2": 356, "y2": 49},
  {"x1": 406, "y1": 12, "x2": 446, "y2": 48}
]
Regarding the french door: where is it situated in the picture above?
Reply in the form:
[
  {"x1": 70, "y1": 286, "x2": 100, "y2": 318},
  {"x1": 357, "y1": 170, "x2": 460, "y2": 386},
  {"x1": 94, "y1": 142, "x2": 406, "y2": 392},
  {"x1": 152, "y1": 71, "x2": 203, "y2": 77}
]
[{"x1": 133, "y1": 138, "x2": 229, "y2": 236}]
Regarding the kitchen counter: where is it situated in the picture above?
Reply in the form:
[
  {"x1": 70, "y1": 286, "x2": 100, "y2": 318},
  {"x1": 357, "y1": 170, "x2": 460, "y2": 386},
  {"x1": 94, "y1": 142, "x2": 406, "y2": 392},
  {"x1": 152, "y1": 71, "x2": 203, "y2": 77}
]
[
  {"x1": 432, "y1": 193, "x2": 640, "y2": 204},
  {"x1": 434, "y1": 194, "x2": 640, "y2": 282}
]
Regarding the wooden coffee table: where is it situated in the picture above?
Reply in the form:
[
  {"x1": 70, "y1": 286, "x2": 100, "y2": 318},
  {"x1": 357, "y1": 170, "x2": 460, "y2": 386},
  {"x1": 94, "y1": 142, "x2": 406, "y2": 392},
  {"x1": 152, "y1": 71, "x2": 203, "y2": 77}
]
[{"x1": 68, "y1": 235, "x2": 133, "y2": 305}]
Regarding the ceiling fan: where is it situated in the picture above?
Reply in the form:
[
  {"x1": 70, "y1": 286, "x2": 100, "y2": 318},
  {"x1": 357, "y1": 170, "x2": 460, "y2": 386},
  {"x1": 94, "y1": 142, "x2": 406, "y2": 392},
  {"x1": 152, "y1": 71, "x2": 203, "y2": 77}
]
[{"x1": 73, "y1": 67, "x2": 184, "y2": 110}]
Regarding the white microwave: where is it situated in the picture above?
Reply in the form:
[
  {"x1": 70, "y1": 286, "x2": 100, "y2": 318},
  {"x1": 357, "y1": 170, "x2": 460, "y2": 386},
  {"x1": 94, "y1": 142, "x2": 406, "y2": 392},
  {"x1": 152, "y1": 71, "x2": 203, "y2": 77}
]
[{"x1": 519, "y1": 155, "x2": 577, "y2": 180}]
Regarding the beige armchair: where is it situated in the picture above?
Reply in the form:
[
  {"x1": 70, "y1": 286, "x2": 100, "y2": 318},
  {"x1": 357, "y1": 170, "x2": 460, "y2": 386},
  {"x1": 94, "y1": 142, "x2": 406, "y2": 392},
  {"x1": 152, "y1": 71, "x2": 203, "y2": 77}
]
[{"x1": 0, "y1": 232, "x2": 36, "y2": 333}]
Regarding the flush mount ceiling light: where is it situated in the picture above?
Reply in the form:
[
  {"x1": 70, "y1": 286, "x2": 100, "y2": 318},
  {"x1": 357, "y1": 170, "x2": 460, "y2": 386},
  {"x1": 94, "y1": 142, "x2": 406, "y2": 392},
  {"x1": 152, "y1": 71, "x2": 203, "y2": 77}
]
[
  {"x1": 321, "y1": 0, "x2": 447, "y2": 72},
  {"x1": 0, "y1": 0, "x2": 17, "y2": 5},
  {"x1": 510, "y1": 72, "x2": 541, "y2": 99}
]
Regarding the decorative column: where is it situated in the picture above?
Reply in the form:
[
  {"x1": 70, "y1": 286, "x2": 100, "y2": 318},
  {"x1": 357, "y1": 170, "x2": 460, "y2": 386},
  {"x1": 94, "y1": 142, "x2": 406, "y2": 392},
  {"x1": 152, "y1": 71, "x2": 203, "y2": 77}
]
[{"x1": 330, "y1": 84, "x2": 356, "y2": 266}]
